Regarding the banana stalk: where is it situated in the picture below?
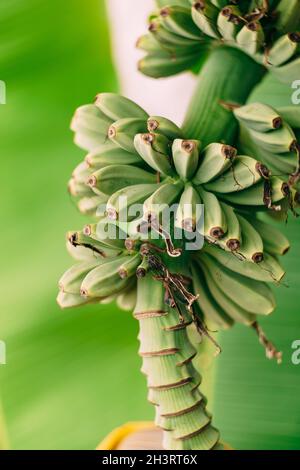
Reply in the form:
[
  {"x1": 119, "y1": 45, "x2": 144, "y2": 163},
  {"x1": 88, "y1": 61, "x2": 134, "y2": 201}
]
[{"x1": 135, "y1": 274, "x2": 221, "y2": 450}]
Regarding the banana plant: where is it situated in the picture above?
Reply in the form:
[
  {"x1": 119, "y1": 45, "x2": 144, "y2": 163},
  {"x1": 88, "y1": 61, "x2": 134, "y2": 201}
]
[{"x1": 58, "y1": 0, "x2": 300, "y2": 450}]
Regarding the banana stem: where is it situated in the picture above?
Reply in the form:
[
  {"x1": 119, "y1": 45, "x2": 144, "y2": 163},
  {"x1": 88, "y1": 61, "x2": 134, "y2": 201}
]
[
  {"x1": 182, "y1": 46, "x2": 266, "y2": 146},
  {"x1": 135, "y1": 274, "x2": 221, "y2": 450}
]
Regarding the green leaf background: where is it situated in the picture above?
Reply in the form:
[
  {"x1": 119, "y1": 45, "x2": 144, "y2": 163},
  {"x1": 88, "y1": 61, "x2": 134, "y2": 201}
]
[{"x1": 0, "y1": 0, "x2": 299, "y2": 450}]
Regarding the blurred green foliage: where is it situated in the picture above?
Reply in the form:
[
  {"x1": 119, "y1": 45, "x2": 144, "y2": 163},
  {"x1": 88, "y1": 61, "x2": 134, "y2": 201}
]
[{"x1": 0, "y1": 0, "x2": 152, "y2": 450}]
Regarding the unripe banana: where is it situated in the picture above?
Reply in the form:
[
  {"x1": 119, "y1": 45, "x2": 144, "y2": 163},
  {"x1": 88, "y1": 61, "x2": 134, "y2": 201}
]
[
  {"x1": 138, "y1": 51, "x2": 201, "y2": 78},
  {"x1": 217, "y1": 6, "x2": 243, "y2": 41},
  {"x1": 80, "y1": 256, "x2": 134, "y2": 298},
  {"x1": 159, "y1": 5, "x2": 203, "y2": 40},
  {"x1": 200, "y1": 252, "x2": 276, "y2": 315},
  {"x1": 143, "y1": 181, "x2": 184, "y2": 221},
  {"x1": 58, "y1": 260, "x2": 100, "y2": 295},
  {"x1": 203, "y1": 244, "x2": 286, "y2": 282},
  {"x1": 211, "y1": 0, "x2": 230, "y2": 9},
  {"x1": 85, "y1": 145, "x2": 142, "y2": 169},
  {"x1": 117, "y1": 284, "x2": 137, "y2": 311},
  {"x1": 191, "y1": 1, "x2": 221, "y2": 39},
  {"x1": 218, "y1": 202, "x2": 241, "y2": 252},
  {"x1": 106, "y1": 183, "x2": 160, "y2": 221},
  {"x1": 108, "y1": 118, "x2": 148, "y2": 154},
  {"x1": 67, "y1": 228, "x2": 121, "y2": 260},
  {"x1": 267, "y1": 33, "x2": 300, "y2": 67},
  {"x1": 220, "y1": 176, "x2": 285, "y2": 206},
  {"x1": 236, "y1": 213, "x2": 264, "y2": 263},
  {"x1": 71, "y1": 104, "x2": 112, "y2": 152},
  {"x1": 134, "y1": 133, "x2": 174, "y2": 175},
  {"x1": 118, "y1": 253, "x2": 142, "y2": 279},
  {"x1": 156, "y1": 0, "x2": 191, "y2": 7},
  {"x1": 270, "y1": 57, "x2": 300, "y2": 84},
  {"x1": 193, "y1": 143, "x2": 237, "y2": 184},
  {"x1": 201, "y1": 261, "x2": 256, "y2": 325},
  {"x1": 149, "y1": 17, "x2": 201, "y2": 47},
  {"x1": 147, "y1": 116, "x2": 184, "y2": 140},
  {"x1": 248, "y1": 123, "x2": 297, "y2": 154},
  {"x1": 172, "y1": 139, "x2": 200, "y2": 180},
  {"x1": 87, "y1": 164, "x2": 157, "y2": 195},
  {"x1": 175, "y1": 183, "x2": 202, "y2": 231},
  {"x1": 277, "y1": 106, "x2": 300, "y2": 129},
  {"x1": 236, "y1": 21, "x2": 265, "y2": 56},
  {"x1": 77, "y1": 195, "x2": 108, "y2": 217},
  {"x1": 250, "y1": 217, "x2": 290, "y2": 256},
  {"x1": 234, "y1": 103, "x2": 283, "y2": 132},
  {"x1": 275, "y1": 0, "x2": 300, "y2": 35},
  {"x1": 83, "y1": 222, "x2": 127, "y2": 250},
  {"x1": 95, "y1": 93, "x2": 148, "y2": 121},
  {"x1": 136, "y1": 33, "x2": 161, "y2": 53},
  {"x1": 204, "y1": 155, "x2": 262, "y2": 193},
  {"x1": 197, "y1": 187, "x2": 227, "y2": 239},
  {"x1": 191, "y1": 263, "x2": 234, "y2": 329},
  {"x1": 56, "y1": 291, "x2": 92, "y2": 309},
  {"x1": 68, "y1": 177, "x2": 93, "y2": 198}
]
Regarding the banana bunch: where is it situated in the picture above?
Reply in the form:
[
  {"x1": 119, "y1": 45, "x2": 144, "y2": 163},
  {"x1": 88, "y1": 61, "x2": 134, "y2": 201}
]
[
  {"x1": 68, "y1": 93, "x2": 149, "y2": 216},
  {"x1": 59, "y1": 93, "x2": 292, "y2": 332},
  {"x1": 137, "y1": 0, "x2": 300, "y2": 80},
  {"x1": 235, "y1": 102, "x2": 300, "y2": 214}
]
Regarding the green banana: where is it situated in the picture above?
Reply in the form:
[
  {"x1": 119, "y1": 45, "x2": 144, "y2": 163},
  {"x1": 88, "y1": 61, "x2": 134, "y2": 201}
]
[
  {"x1": 134, "y1": 133, "x2": 174, "y2": 175},
  {"x1": 80, "y1": 256, "x2": 135, "y2": 298},
  {"x1": 200, "y1": 252, "x2": 276, "y2": 315},
  {"x1": 149, "y1": 16, "x2": 202, "y2": 47},
  {"x1": 147, "y1": 116, "x2": 184, "y2": 140},
  {"x1": 201, "y1": 261, "x2": 256, "y2": 325},
  {"x1": 159, "y1": 5, "x2": 203, "y2": 40},
  {"x1": 136, "y1": 33, "x2": 162, "y2": 53},
  {"x1": 85, "y1": 145, "x2": 142, "y2": 169},
  {"x1": 204, "y1": 155, "x2": 262, "y2": 193},
  {"x1": 68, "y1": 177, "x2": 93, "y2": 198},
  {"x1": 143, "y1": 181, "x2": 184, "y2": 221},
  {"x1": 95, "y1": 93, "x2": 148, "y2": 121},
  {"x1": 138, "y1": 50, "x2": 202, "y2": 78},
  {"x1": 83, "y1": 222, "x2": 127, "y2": 250},
  {"x1": 267, "y1": 33, "x2": 300, "y2": 67},
  {"x1": 193, "y1": 143, "x2": 237, "y2": 184},
  {"x1": 217, "y1": 6, "x2": 243, "y2": 41},
  {"x1": 236, "y1": 21, "x2": 265, "y2": 56},
  {"x1": 117, "y1": 284, "x2": 137, "y2": 311},
  {"x1": 108, "y1": 118, "x2": 148, "y2": 154},
  {"x1": 191, "y1": 1, "x2": 221, "y2": 39},
  {"x1": 175, "y1": 183, "x2": 202, "y2": 231},
  {"x1": 58, "y1": 260, "x2": 100, "y2": 295},
  {"x1": 218, "y1": 202, "x2": 241, "y2": 251},
  {"x1": 250, "y1": 217, "x2": 291, "y2": 255},
  {"x1": 118, "y1": 254, "x2": 142, "y2": 279},
  {"x1": 270, "y1": 57, "x2": 300, "y2": 84},
  {"x1": 77, "y1": 195, "x2": 108, "y2": 217},
  {"x1": 172, "y1": 139, "x2": 201, "y2": 180},
  {"x1": 197, "y1": 186, "x2": 227, "y2": 238},
  {"x1": 70, "y1": 104, "x2": 112, "y2": 152},
  {"x1": 220, "y1": 176, "x2": 285, "y2": 206},
  {"x1": 275, "y1": 0, "x2": 300, "y2": 35},
  {"x1": 87, "y1": 165, "x2": 157, "y2": 195},
  {"x1": 236, "y1": 213, "x2": 264, "y2": 263},
  {"x1": 203, "y1": 244, "x2": 286, "y2": 283},
  {"x1": 248, "y1": 123, "x2": 297, "y2": 154},
  {"x1": 67, "y1": 230, "x2": 121, "y2": 258},
  {"x1": 234, "y1": 103, "x2": 283, "y2": 132},
  {"x1": 191, "y1": 262, "x2": 234, "y2": 329},
  {"x1": 56, "y1": 291, "x2": 92, "y2": 309},
  {"x1": 106, "y1": 183, "x2": 160, "y2": 221},
  {"x1": 277, "y1": 106, "x2": 300, "y2": 129}
]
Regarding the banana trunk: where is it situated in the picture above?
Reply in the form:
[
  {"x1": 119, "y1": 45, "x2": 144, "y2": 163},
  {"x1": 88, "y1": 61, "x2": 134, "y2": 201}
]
[{"x1": 135, "y1": 275, "x2": 221, "y2": 450}]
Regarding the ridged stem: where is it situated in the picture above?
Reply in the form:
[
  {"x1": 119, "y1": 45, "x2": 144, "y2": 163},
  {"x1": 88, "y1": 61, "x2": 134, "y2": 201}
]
[
  {"x1": 182, "y1": 46, "x2": 265, "y2": 146},
  {"x1": 134, "y1": 274, "x2": 221, "y2": 450}
]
